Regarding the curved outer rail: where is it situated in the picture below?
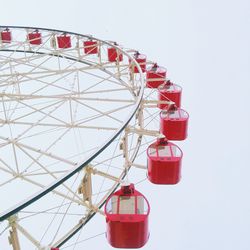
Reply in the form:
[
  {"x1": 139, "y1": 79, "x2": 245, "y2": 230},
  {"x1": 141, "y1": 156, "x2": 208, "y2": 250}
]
[{"x1": 0, "y1": 26, "x2": 145, "y2": 222}]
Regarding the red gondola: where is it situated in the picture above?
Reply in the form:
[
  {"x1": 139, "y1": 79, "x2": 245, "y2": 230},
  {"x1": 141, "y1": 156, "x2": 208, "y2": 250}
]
[
  {"x1": 158, "y1": 80, "x2": 182, "y2": 109},
  {"x1": 129, "y1": 51, "x2": 147, "y2": 73},
  {"x1": 147, "y1": 138, "x2": 183, "y2": 184},
  {"x1": 1, "y1": 28, "x2": 12, "y2": 43},
  {"x1": 57, "y1": 34, "x2": 71, "y2": 49},
  {"x1": 105, "y1": 184, "x2": 150, "y2": 248},
  {"x1": 160, "y1": 106, "x2": 189, "y2": 141},
  {"x1": 108, "y1": 43, "x2": 123, "y2": 62},
  {"x1": 146, "y1": 63, "x2": 166, "y2": 88},
  {"x1": 27, "y1": 30, "x2": 42, "y2": 45},
  {"x1": 84, "y1": 40, "x2": 98, "y2": 54}
]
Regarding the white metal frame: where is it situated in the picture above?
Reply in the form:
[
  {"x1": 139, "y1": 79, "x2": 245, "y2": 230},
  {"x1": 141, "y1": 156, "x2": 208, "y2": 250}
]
[{"x1": 0, "y1": 26, "x2": 174, "y2": 250}]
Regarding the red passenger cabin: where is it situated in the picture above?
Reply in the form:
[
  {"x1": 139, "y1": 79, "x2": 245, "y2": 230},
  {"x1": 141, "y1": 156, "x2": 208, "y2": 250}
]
[
  {"x1": 147, "y1": 138, "x2": 183, "y2": 184},
  {"x1": 129, "y1": 51, "x2": 147, "y2": 73},
  {"x1": 1, "y1": 28, "x2": 12, "y2": 43},
  {"x1": 27, "y1": 30, "x2": 42, "y2": 45},
  {"x1": 83, "y1": 40, "x2": 98, "y2": 54},
  {"x1": 57, "y1": 34, "x2": 72, "y2": 49},
  {"x1": 105, "y1": 184, "x2": 150, "y2": 248},
  {"x1": 146, "y1": 63, "x2": 166, "y2": 88},
  {"x1": 158, "y1": 80, "x2": 182, "y2": 109},
  {"x1": 108, "y1": 43, "x2": 123, "y2": 62},
  {"x1": 160, "y1": 106, "x2": 189, "y2": 141}
]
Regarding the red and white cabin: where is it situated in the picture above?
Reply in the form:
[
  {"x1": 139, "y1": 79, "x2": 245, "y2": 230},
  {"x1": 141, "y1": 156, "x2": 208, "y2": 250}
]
[
  {"x1": 147, "y1": 138, "x2": 183, "y2": 184},
  {"x1": 1, "y1": 28, "x2": 12, "y2": 43},
  {"x1": 146, "y1": 63, "x2": 166, "y2": 88},
  {"x1": 160, "y1": 107, "x2": 189, "y2": 141},
  {"x1": 57, "y1": 34, "x2": 71, "y2": 49},
  {"x1": 108, "y1": 44, "x2": 123, "y2": 62},
  {"x1": 105, "y1": 184, "x2": 150, "y2": 248},
  {"x1": 83, "y1": 40, "x2": 98, "y2": 54},
  {"x1": 158, "y1": 80, "x2": 182, "y2": 109},
  {"x1": 27, "y1": 30, "x2": 42, "y2": 45},
  {"x1": 129, "y1": 52, "x2": 147, "y2": 73}
]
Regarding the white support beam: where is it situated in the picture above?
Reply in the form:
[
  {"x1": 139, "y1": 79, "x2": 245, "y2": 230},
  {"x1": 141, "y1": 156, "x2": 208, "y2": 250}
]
[
  {"x1": 78, "y1": 166, "x2": 93, "y2": 205},
  {"x1": 143, "y1": 100, "x2": 174, "y2": 104},
  {"x1": 142, "y1": 99, "x2": 175, "y2": 108},
  {"x1": 15, "y1": 222, "x2": 43, "y2": 249},
  {"x1": 8, "y1": 215, "x2": 20, "y2": 250},
  {"x1": 129, "y1": 162, "x2": 147, "y2": 170},
  {"x1": 126, "y1": 126, "x2": 164, "y2": 138},
  {"x1": 0, "y1": 120, "x2": 118, "y2": 131},
  {"x1": 90, "y1": 167, "x2": 122, "y2": 183}
]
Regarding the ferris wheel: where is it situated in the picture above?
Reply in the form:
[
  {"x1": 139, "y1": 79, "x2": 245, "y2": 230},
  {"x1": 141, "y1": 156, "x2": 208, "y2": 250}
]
[{"x1": 0, "y1": 26, "x2": 189, "y2": 250}]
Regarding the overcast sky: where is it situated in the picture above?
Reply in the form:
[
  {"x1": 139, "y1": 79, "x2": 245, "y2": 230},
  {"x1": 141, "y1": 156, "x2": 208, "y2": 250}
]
[{"x1": 0, "y1": 0, "x2": 250, "y2": 249}]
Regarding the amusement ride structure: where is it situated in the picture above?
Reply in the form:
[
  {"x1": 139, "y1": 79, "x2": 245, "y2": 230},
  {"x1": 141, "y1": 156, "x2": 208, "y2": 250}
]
[{"x1": 0, "y1": 26, "x2": 189, "y2": 249}]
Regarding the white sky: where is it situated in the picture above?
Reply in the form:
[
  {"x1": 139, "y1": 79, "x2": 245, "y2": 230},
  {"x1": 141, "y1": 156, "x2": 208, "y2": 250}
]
[{"x1": 0, "y1": 0, "x2": 250, "y2": 249}]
